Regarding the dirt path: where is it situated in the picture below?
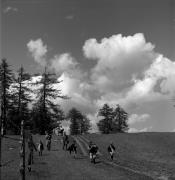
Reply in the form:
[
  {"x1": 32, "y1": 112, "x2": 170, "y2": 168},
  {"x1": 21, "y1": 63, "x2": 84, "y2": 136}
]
[{"x1": 24, "y1": 135, "x2": 154, "y2": 180}]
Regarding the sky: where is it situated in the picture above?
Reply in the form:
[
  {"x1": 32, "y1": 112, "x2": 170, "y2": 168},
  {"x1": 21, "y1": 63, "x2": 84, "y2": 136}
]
[{"x1": 1, "y1": 0, "x2": 175, "y2": 133}]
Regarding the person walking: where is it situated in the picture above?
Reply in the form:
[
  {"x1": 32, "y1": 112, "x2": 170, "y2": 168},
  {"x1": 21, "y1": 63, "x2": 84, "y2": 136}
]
[
  {"x1": 45, "y1": 132, "x2": 52, "y2": 151},
  {"x1": 37, "y1": 140, "x2": 44, "y2": 156},
  {"x1": 68, "y1": 140, "x2": 77, "y2": 158},
  {"x1": 107, "y1": 142, "x2": 116, "y2": 161},
  {"x1": 27, "y1": 135, "x2": 37, "y2": 172},
  {"x1": 62, "y1": 133, "x2": 69, "y2": 150},
  {"x1": 88, "y1": 141, "x2": 99, "y2": 163}
]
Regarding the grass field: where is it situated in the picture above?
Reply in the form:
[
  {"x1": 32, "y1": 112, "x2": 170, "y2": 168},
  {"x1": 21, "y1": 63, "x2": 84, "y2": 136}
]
[
  {"x1": 84, "y1": 132, "x2": 175, "y2": 179},
  {"x1": 1, "y1": 133, "x2": 175, "y2": 180},
  {"x1": 1, "y1": 135, "x2": 21, "y2": 180}
]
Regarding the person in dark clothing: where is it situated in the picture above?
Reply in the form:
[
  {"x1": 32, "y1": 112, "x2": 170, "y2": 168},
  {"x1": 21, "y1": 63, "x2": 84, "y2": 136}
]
[
  {"x1": 38, "y1": 140, "x2": 44, "y2": 156},
  {"x1": 107, "y1": 142, "x2": 116, "y2": 161},
  {"x1": 88, "y1": 141, "x2": 99, "y2": 163},
  {"x1": 27, "y1": 135, "x2": 37, "y2": 172},
  {"x1": 68, "y1": 140, "x2": 77, "y2": 158},
  {"x1": 59, "y1": 128, "x2": 64, "y2": 136},
  {"x1": 45, "y1": 133, "x2": 52, "y2": 151},
  {"x1": 62, "y1": 133, "x2": 69, "y2": 150}
]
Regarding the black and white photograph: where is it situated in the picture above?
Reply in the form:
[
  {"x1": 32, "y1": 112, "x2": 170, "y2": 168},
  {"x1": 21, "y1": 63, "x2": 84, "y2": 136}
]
[{"x1": 1, "y1": 0, "x2": 175, "y2": 179}]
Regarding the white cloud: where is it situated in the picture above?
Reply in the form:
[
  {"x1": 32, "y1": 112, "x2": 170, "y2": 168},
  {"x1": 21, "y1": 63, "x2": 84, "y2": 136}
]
[
  {"x1": 27, "y1": 39, "x2": 80, "y2": 76},
  {"x1": 27, "y1": 39, "x2": 48, "y2": 66},
  {"x1": 128, "y1": 114, "x2": 150, "y2": 125},
  {"x1": 4, "y1": 6, "x2": 18, "y2": 13},
  {"x1": 26, "y1": 33, "x2": 175, "y2": 132},
  {"x1": 128, "y1": 126, "x2": 152, "y2": 133},
  {"x1": 50, "y1": 53, "x2": 78, "y2": 74},
  {"x1": 56, "y1": 73, "x2": 98, "y2": 114},
  {"x1": 61, "y1": 120, "x2": 71, "y2": 134},
  {"x1": 87, "y1": 113, "x2": 101, "y2": 133},
  {"x1": 82, "y1": 34, "x2": 175, "y2": 110},
  {"x1": 117, "y1": 55, "x2": 175, "y2": 107},
  {"x1": 83, "y1": 33, "x2": 156, "y2": 94}
]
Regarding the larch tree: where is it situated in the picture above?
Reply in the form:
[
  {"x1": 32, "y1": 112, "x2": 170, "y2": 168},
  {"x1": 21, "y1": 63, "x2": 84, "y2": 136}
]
[
  {"x1": 32, "y1": 68, "x2": 66, "y2": 134},
  {"x1": 112, "y1": 104, "x2": 128, "y2": 132},
  {"x1": 97, "y1": 104, "x2": 113, "y2": 134},
  {"x1": 9, "y1": 66, "x2": 32, "y2": 134},
  {"x1": 0, "y1": 59, "x2": 14, "y2": 135},
  {"x1": 68, "y1": 108, "x2": 82, "y2": 135}
]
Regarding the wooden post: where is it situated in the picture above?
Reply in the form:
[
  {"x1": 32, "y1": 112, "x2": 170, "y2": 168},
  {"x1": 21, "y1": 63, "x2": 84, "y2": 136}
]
[
  {"x1": 19, "y1": 120, "x2": 25, "y2": 180},
  {"x1": 0, "y1": 105, "x2": 2, "y2": 179}
]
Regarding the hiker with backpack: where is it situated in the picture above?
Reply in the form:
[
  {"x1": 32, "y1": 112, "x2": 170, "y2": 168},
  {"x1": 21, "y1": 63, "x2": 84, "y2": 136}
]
[{"x1": 88, "y1": 141, "x2": 99, "y2": 164}]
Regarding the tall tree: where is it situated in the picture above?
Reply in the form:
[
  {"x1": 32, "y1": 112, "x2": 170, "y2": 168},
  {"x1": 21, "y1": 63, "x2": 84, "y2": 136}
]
[
  {"x1": 68, "y1": 108, "x2": 91, "y2": 135},
  {"x1": 97, "y1": 104, "x2": 113, "y2": 134},
  {"x1": 112, "y1": 104, "x2": 128, "y2": 132},
  {"x1": 0, "y1": 59, "x2": 14, "y2": 135},
  {"x1": 68, "y1": 108, "x2": 82, "y2": 135},
  {"x1": 32, "y1": 68, "x2": 66, "y2": 134},
  {"x1": 8, "y1": 66, "x2": 31, "y2": 134}
]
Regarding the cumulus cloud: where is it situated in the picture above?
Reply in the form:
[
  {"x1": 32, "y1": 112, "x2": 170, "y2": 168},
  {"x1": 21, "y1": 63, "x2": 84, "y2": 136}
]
[
  {"x1": 27, "y1": 33, "x2": 175, "y2": 132},
  {"x1": 27, "y1": 39, "x2": 80, "y2": 76},
  {"x1": 128, "y1": 114, "x2": 150, "y2": 125},
  {"x1": 56, "y1": 73, "x2": 98, "y2": 114},
  {"x1": 116, "y1": 55, "x2": 175, "y2": 108},
  {"x1": 87, "y1": 113, "x2": 101, "y2": 133},
  {"x1": 27, "y1": 39, "x2": 48, "y2": 66},
  {"x1": 3, "y1": 6, "x2": 18, "y2": 13},
  {"x1": 83, "y1": 33, "x2": 156, "y2": 94},
  {"x1": 83, "y1": 34, "x2": 175, "y2": 111},
  {"x1": 50, "y1": 53, "x2": 78, "y2": 74},
  {"x1": 128, "y1": 126, "x2": 152, "y2": 133}
]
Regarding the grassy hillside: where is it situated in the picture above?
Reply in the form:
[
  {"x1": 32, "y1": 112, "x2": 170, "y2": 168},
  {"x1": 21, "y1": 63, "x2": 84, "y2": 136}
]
[
  {"x1": 84, "y1": 132, "x2": 175, "y2": 179},
  {"x1": 1, "y1": 136, "x2": 21, "y2": 180}
]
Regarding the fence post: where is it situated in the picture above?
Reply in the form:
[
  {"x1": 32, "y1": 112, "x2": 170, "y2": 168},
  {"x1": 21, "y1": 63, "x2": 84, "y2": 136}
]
[
  {"x1": 0, "y1": 109, "x2": 2, "y2": 179},
  {"x1": 19, "y1": 120, "x2": 25, "y2": 180}
]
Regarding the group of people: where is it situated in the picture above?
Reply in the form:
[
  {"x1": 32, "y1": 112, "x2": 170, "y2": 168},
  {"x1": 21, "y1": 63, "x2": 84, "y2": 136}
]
[
  {"x1": 88, "y1": 141, "x2": 116, "y2": 163},
  {"x1": 62, "y1": 133, "x2": 77, "y2": 158},
  {"x1": 61, "y1": 133, "x2": 116, "y2": 164},
  {"x1": 27, "y1": 132, "x2": 52, "y2": 172},
  {"x1": 27, "y1": 131, "x2": 117, "y2": 172}
]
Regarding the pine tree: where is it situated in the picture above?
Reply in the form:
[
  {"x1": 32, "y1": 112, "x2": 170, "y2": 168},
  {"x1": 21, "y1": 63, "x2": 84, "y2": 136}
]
[
  {"x1": 113, "y1": 104, "x2": 128, "y2": 132},
  {"x1": 68, "y1": 108, "x2": 82, "y2": 135},
  {"x1": 0, "y1": 59, "x2": 14, "y2": 135},
  {"x1": 9, "y1": 66, "x2": 31, "y2": 134},
  {"x1": 68, "y1": 108, "x2": 91, "y2": 135},
  {"x1": 32, "y1": 68, "x2": 66, "y2": 134},
  {"x1": 97, "y1": 104, "x2": 113, "y2": 134}
]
